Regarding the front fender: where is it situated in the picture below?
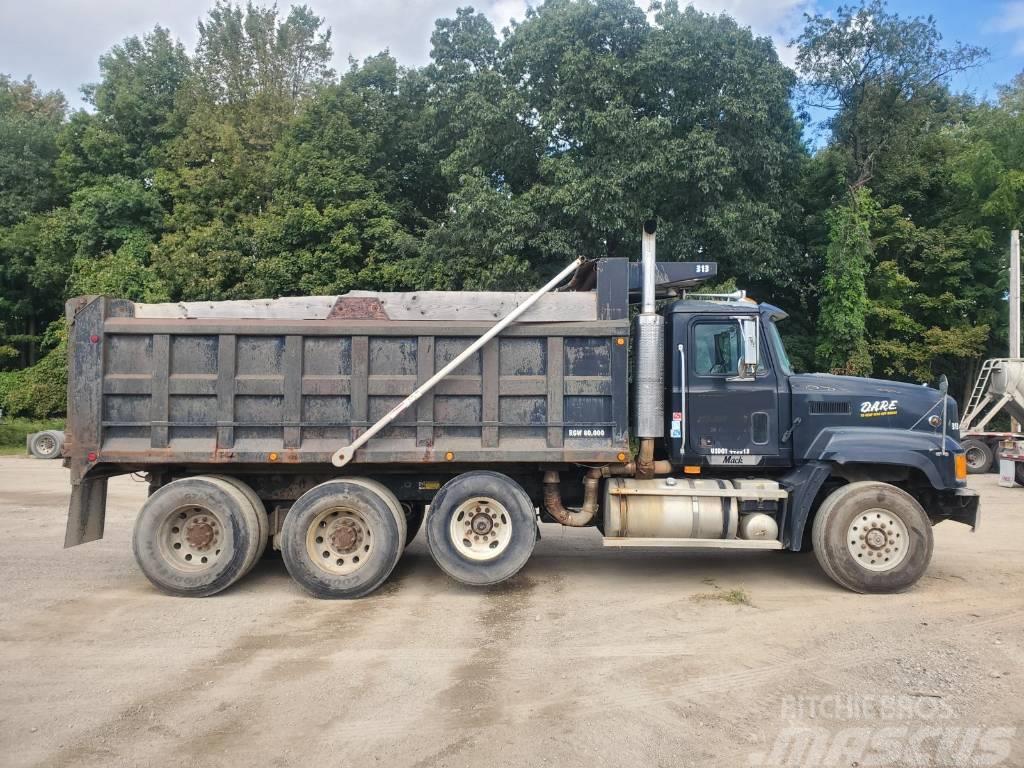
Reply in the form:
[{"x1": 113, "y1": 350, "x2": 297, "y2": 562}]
[{"x1": 803, "y1": 427, "x2": 961, "y2": 490}]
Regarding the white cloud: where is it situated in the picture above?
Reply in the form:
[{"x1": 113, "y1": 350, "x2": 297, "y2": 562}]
[
  {"x1": 686, "y1": 0, "x2": 815, "y2": 66},
  {"x1": 996, "y1": 1, "x2": 1024, "y2": 55},
  {"x1": 0, "y1": 0, "x2": 813, "y2": 108}
]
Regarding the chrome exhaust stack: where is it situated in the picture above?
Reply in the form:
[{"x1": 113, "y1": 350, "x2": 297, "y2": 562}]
[{"x1": 633, "y1": 220, "x2": 664, "y2": 477}]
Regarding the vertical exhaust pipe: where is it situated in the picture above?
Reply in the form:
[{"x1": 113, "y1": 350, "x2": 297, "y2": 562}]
[
  {"x1": 633, "y1": 219, "x2": 664, "y2": 477},
  {"x1": 641, "y1": 219, "x2": 657, "y2": 314}
]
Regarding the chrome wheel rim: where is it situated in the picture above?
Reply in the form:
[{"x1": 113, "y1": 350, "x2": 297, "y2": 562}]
[
  {"x1": 306, "y1": 507, "x2": 374, "y2": 576},
  {"x1": 846, "y1": 508, "x2": 909, "y2": 572},
  {"x1": 158, "y1": 505, "x2": 226, "y2": 571},
  {"x1": 449, "y1": 497, "x2": 511, "y2": 562}
]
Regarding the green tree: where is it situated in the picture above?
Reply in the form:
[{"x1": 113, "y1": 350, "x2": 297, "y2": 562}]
[
  {"x1": 195, "y1": 2, "x2": 334, "y2": 108},
  {"x1": 796, "y1": 0, "x2": 1004, "y2": 396},
  {"x1": 795, "y1": 0, "x2": 986, "y2": 187},
  {"x1": 151, "y1": 2, "x2": 338, "y2": 300},
  {"x1": 0, "y1": 77, "x2": 68, "y2": 366},
  {"x1": 816, "y1": 188, "x2": 874, "y2": 375},
  {"x1": 419, "y1": 0, "x2": 805, "y2": 290},
  {"x1": 0, "y1": 76, "x2": 66, "y2": 225}
]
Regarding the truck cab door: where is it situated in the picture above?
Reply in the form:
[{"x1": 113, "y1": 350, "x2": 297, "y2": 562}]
[{"x1": 672, "y1": 315, "x2": 781, "y2": 466}]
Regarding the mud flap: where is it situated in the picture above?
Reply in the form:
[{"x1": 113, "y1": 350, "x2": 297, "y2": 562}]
[{"x1": 64, "y1": 477, "x2": 108, "y2": 547}]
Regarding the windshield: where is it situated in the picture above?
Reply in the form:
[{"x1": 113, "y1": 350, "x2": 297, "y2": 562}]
[{"x1": 766, "y1": 320, "x2": 793, "y2": 376}]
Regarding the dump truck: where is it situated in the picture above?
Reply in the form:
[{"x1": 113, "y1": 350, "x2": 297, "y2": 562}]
[
  {"x1": 62, "y1": 224, "x2": 979, "y2": 598},
  {"x1": 959, "y1": 358, "x2": 1024, "y2": 484}
]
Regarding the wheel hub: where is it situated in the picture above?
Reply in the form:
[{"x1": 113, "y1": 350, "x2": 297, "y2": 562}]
[
  {"x1": 329, "y1": 522, "x2": 359, "y2": 553},
  {"x1": 449, "y1": 498, "x2": 512, "y2": 562},
  {"x1": 471, "y1": 513, "x2": 494, "y2": 535},
  {"x1": 184, "y1": 518, "x2": 217, "y2": 550},
  {"x1": 307, "y1": 508, "x2": 373, "y2": 576},
  {"x1": 846, "y1": 508, "x2": 909, "y2": 572},
  {"x1": 865, "y1": 528, "x2": 886, "y2": 549},
  {"x1": 160, "y1": 506, "x2": 224, "y2": 570}
]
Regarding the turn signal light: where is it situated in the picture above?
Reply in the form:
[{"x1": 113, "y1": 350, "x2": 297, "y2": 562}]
[
  {"x1": 954, "y1": 454, "x2": 967, "y2": 481},
  {"x1": 683, "y1": 465, "x2": 701, "y2": 475}
]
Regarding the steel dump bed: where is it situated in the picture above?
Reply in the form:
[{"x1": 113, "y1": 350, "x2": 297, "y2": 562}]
[
  {"x1": 67, "y1": 259, "x2": 722, "y2": 477},
  {"x1": 66, "y1": 260, "x2": 719, "y2": 473},
  {"x1": 66, "y1": 291, "x2": 628, "y2": 471}
]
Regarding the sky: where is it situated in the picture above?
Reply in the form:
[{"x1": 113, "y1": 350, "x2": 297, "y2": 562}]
[{"x1": 0, "y1": 0, "x2": 1022, "y2": 112}]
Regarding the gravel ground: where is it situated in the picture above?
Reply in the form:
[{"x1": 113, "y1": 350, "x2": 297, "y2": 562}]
[{"x1": 0, "y1": 456, "x2": 1021, "y2": 768}]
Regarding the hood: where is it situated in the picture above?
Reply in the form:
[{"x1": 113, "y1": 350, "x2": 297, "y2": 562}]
[{"x1": 789, "y1": 373, "x2": 958, "y2": 452}]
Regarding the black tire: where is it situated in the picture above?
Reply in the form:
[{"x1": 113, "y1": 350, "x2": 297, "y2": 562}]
[
  {"x1": 207, "y1": 475, "x2": 269, "y2": 575},
  {"x1": 28, "y1": 430, "x2": 64, "y2": 459},
  {"x1": 1015, "y1": 462, "x2": 1024, "y2": 487},
  {"x1": 345, "y1": 477, "x2": 408, "y2": 550},
  {"x1": 961, "y1": 438, "x2": 993, "y2": 474},
  {"x1": 425, "y1": 471, "x2": 537, "y2": 587},
  {"x1": 812, "y1": 481, "x2": 933, "y2": 594},
  {"x1": 280, "y1": 479, "x2": 404, "y2": 599},
  {"x1": 132, "y1": 476, "x2": 258, "y2": 597},
  {"x1": 403, "y1": 503, "x2": 425, "y2": 547}
]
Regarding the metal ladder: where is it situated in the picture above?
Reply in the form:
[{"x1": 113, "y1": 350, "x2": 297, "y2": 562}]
[{"x1": 961, "y1": 359, "x2": 1000, "y2": 432}]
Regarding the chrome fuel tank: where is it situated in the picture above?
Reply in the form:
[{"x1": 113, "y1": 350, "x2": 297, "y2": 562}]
[{"x1": 603, "y1": 478, "x2": 740, "y2": 539}]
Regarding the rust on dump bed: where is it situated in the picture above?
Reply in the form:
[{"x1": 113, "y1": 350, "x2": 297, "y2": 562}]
[{"x1": 328, "y1": 297, "x2": 390, "y2": 320}]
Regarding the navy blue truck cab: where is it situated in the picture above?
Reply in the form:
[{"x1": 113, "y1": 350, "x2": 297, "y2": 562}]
[{"x1": 662, "y1": 293, "x2": 978, "y2": 558}]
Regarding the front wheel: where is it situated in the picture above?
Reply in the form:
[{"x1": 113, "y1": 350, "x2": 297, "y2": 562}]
[
  {"x1": 425, "y1": 471, "x2": 537, "y2": 587},
  {"x1": 811, "y1": 481, "x2": 933, "y2": 593}
]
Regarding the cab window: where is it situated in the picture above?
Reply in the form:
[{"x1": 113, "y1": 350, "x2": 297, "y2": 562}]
[
  {"x1": 692, "y1": 321, "x2": 767, "y2": 377},
  {"x1": 693, "y1": 322, "x2": 741, "y2": 376}
]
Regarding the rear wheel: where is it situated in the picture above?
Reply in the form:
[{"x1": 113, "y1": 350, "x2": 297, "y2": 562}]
[
  {"x1": 207, "y1": 475, "x2": 269, "y2": 575},
  {"x1": 425, "y1": 471, "x2": 537, "y2": 586},
  {"x1": 812, "y1": 481, "x2": 933, "y2": 593},
  {"x1": 961, "y1": 438, "x2": 993, "y2": 474},
  {"x1": 132, "y1": 476, "x2": 258, "y2": 597},
  {"x1": 280, "y1": 480, "x2": 404, "y2": 599},
  {"x1": 1015, "y1": 462, "x2": 1024, "y2": 487}
]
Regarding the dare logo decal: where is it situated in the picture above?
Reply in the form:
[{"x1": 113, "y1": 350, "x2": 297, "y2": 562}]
[{"x1": 859, "y1": 399, "x2": 899, "y2": 418}]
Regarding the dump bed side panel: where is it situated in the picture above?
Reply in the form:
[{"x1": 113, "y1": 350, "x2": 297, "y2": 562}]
[{"x1": 68, "y1": 300, "x2": 629, "y2": 473}]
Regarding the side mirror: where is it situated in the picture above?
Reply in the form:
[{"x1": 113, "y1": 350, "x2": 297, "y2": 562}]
[{"x1": 729, "y1": 316, "x2": 760, "y2": 381}]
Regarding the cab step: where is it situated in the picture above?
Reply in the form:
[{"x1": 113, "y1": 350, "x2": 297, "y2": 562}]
[{"x1": 601, "y1": 537, "x2": 783, "y2": 550}]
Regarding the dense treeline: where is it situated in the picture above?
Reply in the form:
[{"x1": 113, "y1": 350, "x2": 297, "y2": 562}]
[{"x1": 1, "y1": 0, "x2": 1021, "y2": 418}]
